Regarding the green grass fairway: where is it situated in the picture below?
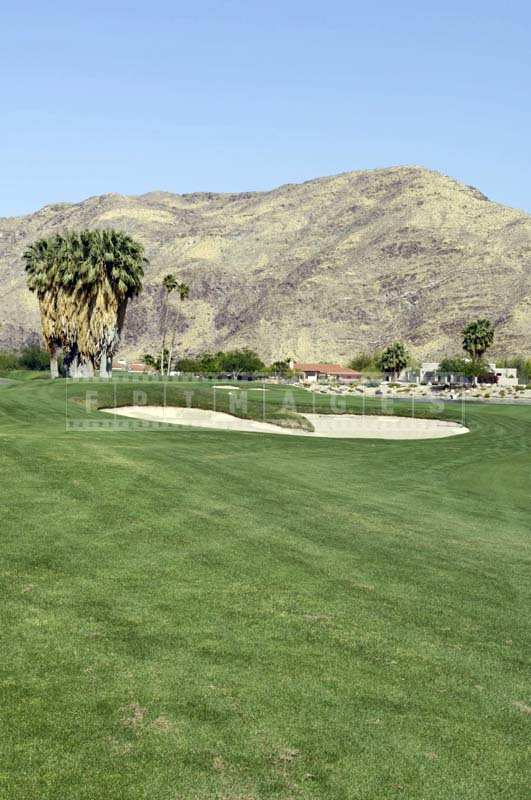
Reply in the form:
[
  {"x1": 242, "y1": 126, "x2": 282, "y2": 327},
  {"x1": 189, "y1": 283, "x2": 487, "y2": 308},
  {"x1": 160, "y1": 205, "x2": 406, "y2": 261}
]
[{"x1": 0, "y1": 379, "x2": 529, "y2": 799}]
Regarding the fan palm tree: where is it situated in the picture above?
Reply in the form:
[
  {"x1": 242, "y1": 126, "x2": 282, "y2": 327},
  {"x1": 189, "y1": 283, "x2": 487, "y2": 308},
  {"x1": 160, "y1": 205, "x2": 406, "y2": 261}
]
[
  {"x1": 377, "y1": 341, "x2": 409, "y2": 380},
  {"x1": 166, "y1": 282, "x2": 189, "y2": 376},
  {"x1": 24, "y1": 234, "x2": 80, "y2": 377},
  {"x1": 24, "y1": 237, "x2": 55, "y2": 376},
  {"x1": 74, "y1": 229, "x2": 146, "y2": 377},
  {"x1": 462, "y1": 318, "x2": 495, "y2": 362}
]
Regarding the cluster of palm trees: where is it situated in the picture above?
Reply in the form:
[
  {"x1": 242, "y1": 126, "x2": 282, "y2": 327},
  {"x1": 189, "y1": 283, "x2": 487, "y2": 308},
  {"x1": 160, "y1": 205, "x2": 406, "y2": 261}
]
[{"x1": 24, "y1": 229, "x2": 146, "y2": 377}]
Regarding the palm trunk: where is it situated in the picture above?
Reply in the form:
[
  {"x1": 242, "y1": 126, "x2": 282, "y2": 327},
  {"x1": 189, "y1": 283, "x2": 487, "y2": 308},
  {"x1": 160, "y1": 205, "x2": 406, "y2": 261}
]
[
  {"x1": 67, "y1": 354, "x2": 93, "y2": 379},
  {"x1": 167, "y1": 331, "x2": 176, "y2": 377},
  {"x1": 160, "y1": 291, "x2": 171, "y2": 376},
  {"x1": 50, "y1": 352, "x2": 59, "y2": 379},
  {"x1": 68, "y1": 355, "x2": 79, "y2": 379},
  {"x1": 78, "y1": 358, "x2": 94, "y2": 378},
  {"x1": 63, "y1": 341, "x2": 83, "y2": 379},
  {"x1": 99, "y1": 350, "x2": 112, "y2": 379}
]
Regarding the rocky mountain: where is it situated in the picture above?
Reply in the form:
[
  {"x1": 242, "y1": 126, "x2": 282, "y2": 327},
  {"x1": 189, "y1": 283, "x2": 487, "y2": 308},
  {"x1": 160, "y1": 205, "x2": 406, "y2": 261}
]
[{"x1": 1, "y1": 166, "x2": 530, "y2": 362}]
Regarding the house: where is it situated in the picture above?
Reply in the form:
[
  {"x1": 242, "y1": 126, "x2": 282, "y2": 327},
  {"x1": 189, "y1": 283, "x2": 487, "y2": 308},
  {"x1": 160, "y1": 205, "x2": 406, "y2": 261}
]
[
  {"x1": 420, "y1": 361, "x2": 518, "y2": 387},
  {"x1": 419, "y1": 362, "x2": 440, "y2": 382},
  {"x1": 111, "y1": 360, "x2": 150, "y2": 374},
  {"x1": 419, "y1": 362, "x2": 470, "y2": 386},
  {"x1": 129, "y1": 362, "x2": 149, "y2": 374},
  {"x1": 290, "y1": 361, "x2": 361, "y2": 384},
  {"x1": 491, "y1": 366, "x2": 518, "y2": 386}
]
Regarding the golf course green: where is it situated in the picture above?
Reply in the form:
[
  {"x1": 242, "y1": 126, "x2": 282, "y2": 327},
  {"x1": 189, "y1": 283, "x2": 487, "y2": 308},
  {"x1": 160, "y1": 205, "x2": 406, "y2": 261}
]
[{"x1": 0, "y1": 378, "x2": 529, "y2": 799}]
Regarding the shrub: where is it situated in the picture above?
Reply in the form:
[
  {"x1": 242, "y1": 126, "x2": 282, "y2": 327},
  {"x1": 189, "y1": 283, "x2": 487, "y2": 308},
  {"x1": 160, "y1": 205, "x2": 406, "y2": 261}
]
[
  {"x1": 217, "y1": 349, "x2": 265, "y2": 375},
  {"x1": 172, "y1": 349, "x2": 266, "y2": 376},
  {"x1": 18, "y1": 345, "x2": 50, "y2": 371},
  {"x1": 269, "y1": 358, "x2": 293, "y2": 377},
  {"x1": 0, "y1": 351, "x2": 19, "y2": 371},
  {"x1": 0, "y1": 346, "x2": 51, "y2": 371},
  {"x1": 439, "y1": 356, "x2": 469, "y2": 374},
  {"x1": 349, "y1": 352, "x2": 380, "y2": 371}
]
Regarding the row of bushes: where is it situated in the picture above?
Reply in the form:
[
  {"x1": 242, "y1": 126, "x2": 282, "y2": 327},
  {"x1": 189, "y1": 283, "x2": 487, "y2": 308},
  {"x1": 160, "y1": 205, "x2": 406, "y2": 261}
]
[
  {"x1": 0, "y1": 346, "x2": 51, "y2": 372},
  {"x1": 144, "y1": 349, "x2": 293, "y2": 376}
]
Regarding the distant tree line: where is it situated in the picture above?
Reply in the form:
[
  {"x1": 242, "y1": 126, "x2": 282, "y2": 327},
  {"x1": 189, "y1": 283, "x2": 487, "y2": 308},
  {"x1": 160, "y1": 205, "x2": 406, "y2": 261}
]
[
  {"x1": 141, "y1": 350, "x2": 300, "y2": 378},
  {"x1": 143, "y1": 348, "x2": 275, "y2": 377}
]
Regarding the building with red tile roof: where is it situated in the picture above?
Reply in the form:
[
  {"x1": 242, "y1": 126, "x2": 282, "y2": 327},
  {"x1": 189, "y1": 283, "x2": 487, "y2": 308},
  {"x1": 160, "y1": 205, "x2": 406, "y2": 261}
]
[{"x1": 291, "y1": 361, "x2": 361, "y2": 383}]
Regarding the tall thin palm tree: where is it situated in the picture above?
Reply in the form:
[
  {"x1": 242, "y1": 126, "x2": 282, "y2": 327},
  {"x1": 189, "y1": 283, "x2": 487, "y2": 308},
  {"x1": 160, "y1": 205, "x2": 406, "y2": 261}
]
[
  {"x1": 166, "y1": 282, "x2": 189, "y2": 376},
  {"x1": 160, "y1": 273, "x2": 178, "y2": 375}
]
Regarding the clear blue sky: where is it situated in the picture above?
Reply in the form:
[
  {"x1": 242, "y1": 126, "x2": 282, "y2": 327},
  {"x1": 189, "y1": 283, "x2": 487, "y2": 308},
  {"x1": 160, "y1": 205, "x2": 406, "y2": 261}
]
[{"x1": 1, "y1": 0, "x2": 530, "y2": 216}]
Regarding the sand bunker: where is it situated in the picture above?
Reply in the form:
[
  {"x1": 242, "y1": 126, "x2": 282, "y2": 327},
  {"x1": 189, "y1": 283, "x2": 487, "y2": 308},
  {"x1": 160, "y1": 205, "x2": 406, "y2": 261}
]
[
  {"x1": 102, "y1": 406, "x2": 468, "y2": 440},
  {"x1": 303, "y1": 413, "x2": 467, "y2": 439}
]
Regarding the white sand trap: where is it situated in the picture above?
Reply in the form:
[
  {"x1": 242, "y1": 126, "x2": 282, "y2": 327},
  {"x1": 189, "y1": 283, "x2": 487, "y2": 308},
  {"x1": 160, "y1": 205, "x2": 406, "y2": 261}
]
[
  {"x1": 303, "y1": 414, "x2": 468, "y2": 439},
  {"x1": 102, "y1": 406, "x2": 468, "y2": 439}
]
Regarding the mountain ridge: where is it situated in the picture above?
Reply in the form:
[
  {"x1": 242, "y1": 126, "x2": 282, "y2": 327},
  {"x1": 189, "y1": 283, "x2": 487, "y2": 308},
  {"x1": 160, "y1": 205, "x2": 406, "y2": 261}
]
[
  {"x1": 1, "y1": 165, "x2": 530, "y2": 362},
  {"x1": 3, "y1": 165, "x2": 504, "y2": 222}
]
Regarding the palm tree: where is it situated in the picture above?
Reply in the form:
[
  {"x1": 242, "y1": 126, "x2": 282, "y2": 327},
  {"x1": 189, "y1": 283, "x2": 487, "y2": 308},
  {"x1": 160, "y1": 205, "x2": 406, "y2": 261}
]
[
  {"x1": 23, "y1": 237, "x2": 55, "y2": 376},
  {"x1": 160, "y1": 273, "x2": 178, "y2": 375},
  {"x1": 166, "y1": 282, "x2": 189, "y2": 376},
  {"x1": 75, "y1": 229, "x2": 145, "y2": 377},
  {"x1": 462, "y1": 318, "x2": 495, "y2": 362},
  {"x1": 24, "y1": 234, "x2": 79, "y2": 377},
  {"x1": 377, "y1": 341, "x2": 409, "y2": 380}
]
